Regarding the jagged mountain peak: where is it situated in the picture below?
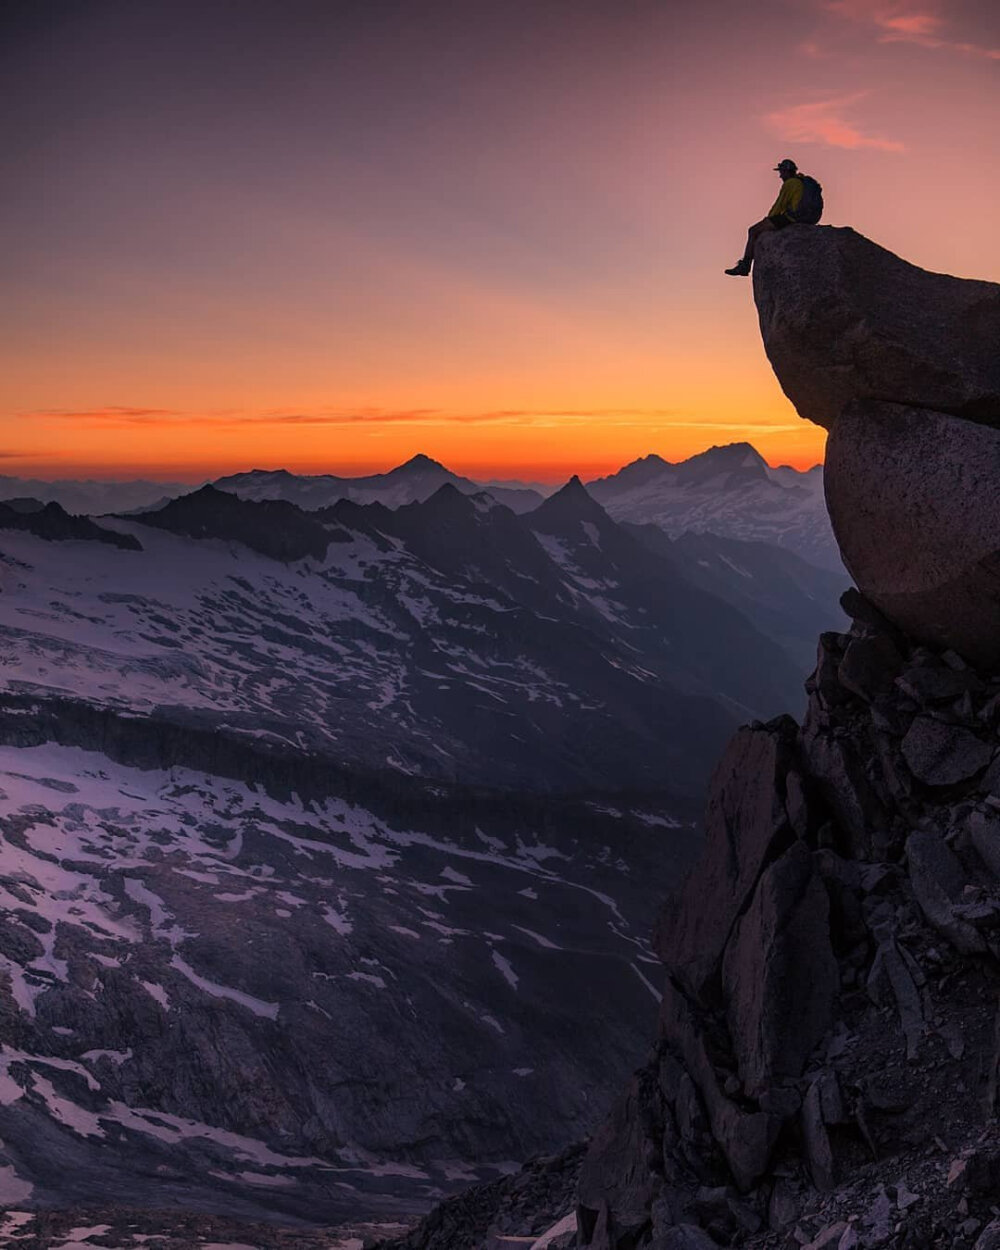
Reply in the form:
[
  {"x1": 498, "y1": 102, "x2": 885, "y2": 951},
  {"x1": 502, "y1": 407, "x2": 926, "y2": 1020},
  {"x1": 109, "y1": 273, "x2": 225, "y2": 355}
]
[
  {"x1": 609, "y1": 452, "x2": 672, "y2": 476},
  {"x1": 696, "y1": 440, "x2": 763, "y2": 462},
  {"x1": 528, "y1": 475, "x2": 610, "y2": 533},
  {"x1": 584, "y1": 441, "x2": 838, "y2": 571},
  {"x1": 587, "y1": 453, "x2": 672, "y2": 493}
]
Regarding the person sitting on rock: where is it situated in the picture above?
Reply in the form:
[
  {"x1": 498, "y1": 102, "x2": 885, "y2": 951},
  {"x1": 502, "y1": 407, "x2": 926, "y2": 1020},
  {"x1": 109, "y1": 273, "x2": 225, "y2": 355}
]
[{"x1": 725, "y1": 159, "x2": 821, "y2": 277}]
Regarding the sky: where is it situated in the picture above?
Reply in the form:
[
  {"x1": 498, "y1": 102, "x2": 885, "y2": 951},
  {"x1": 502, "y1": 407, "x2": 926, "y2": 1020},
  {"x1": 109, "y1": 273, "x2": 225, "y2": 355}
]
[{"x1": 2, "y1": 0, "x2": 999, "y2": 483}]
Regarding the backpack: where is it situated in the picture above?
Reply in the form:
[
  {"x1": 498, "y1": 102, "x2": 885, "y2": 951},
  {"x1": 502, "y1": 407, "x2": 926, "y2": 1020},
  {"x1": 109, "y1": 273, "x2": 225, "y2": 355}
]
[{"x1": 792, "y1": 175, "x2": 823, "y2": 224}]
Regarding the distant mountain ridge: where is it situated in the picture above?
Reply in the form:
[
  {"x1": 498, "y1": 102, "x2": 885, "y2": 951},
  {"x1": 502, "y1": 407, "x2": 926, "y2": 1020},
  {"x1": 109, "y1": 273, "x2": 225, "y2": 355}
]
[
  {"x1": 585, "y1": 442, "x2": 838, "y2": 572},
  {"x1": 212, "y1": 445, "x2": 836, "y2": 570},
  {"x1": 0, "y1": 476, "x2": 812, "y2": 797},
  {"x1": 215, "y1": 454, "x2": 546, "y2": 514},
  {"x1": 0, "y1": 498, "x2": 141, "y2": 549},
  {"x1": 0, "y1": 446, "x2": 835, "y2": 572},
  {"x1": 0, "y1": 475, "x2": 195, "y2": 515}
]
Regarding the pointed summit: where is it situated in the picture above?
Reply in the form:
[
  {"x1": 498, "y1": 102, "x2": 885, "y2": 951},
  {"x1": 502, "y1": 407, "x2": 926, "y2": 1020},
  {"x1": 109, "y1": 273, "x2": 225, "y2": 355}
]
[
  {"x1": 528, "y1": 475, "x2": 611, "y2": 534},
  {"x1": 401, "y1": 480, "x2": 479, "y2": 524},
  {"x1": 391, "y1": 453, "x2": 450, "y2": 476}
]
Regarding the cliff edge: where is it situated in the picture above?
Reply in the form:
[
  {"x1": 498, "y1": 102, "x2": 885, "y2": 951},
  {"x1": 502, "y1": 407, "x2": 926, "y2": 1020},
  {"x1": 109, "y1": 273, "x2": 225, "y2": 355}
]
[{"x1": 757, "y1": 226, "x2": 1000, "y2": 670}]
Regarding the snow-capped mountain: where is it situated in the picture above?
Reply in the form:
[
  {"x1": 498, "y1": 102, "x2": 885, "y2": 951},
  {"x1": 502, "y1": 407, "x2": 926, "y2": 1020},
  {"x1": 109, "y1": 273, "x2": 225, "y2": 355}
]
[
  {"x1": 586, "y1": 443, "x2": 840, "y2": 572},
  {"x1": 0, "y1": 444, "x2": 837, "y2": 586},
  {"x1": 0, "y1": 483, "x2": 803, "y2": 795},
  {"x1": 0, "y1": 477, "x2": 819, "y2": 1220},
  {"x1": 215, "y1": 454, "x2": 545, "y2": 515}
]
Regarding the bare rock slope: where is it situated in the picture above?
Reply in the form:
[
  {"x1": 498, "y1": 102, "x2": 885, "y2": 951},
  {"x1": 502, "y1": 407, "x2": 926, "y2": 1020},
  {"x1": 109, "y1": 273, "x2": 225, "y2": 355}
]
[{"x1": 570, "y1": 594, "x2": 1000, "y2": 1250}]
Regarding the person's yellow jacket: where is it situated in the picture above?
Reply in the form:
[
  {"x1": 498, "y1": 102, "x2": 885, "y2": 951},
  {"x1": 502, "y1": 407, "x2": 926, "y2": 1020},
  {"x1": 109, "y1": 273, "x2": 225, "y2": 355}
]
[{"x1": 768, "y1": 176, "x2": 803, "y2": 219}]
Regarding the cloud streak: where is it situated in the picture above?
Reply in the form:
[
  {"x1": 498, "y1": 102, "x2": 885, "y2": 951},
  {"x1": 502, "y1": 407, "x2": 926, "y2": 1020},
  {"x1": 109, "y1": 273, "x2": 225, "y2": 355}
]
[
  {"x1": 766, "y1": 91, "x2": 905, "y2": 150},
  {"x1": 23, "y1": 406, "x2": 688, "y2": 431},
  {"x1": 825, "y1": 1, "x2": 1000, "y2": 59}
]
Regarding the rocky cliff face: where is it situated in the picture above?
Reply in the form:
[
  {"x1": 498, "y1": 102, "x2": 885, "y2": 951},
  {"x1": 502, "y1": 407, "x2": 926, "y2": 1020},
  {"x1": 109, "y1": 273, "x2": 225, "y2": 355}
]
[
  {"x1": 572, "y1": 595, "x2": 1000, "y2": 1250},
  {"x1": 560, "y1": 229, "x2": 1000, "y2": 1250},
  {"x1": 380, "y1": 594, "x2": 1000, "y2": 1250},
  {"x1": 385, "y1": 229, "x2": 1000, "y2": 1250}
]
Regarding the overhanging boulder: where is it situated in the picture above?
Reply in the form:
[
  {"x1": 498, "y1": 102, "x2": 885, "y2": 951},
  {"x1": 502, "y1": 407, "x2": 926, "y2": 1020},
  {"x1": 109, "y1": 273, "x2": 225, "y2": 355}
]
[
  {"x1": 753, "y1": 226, "x2": 1000, "y2": 431},
  {"x1": 824, "y1": 399, "x2": 1000, "y2": 668}
]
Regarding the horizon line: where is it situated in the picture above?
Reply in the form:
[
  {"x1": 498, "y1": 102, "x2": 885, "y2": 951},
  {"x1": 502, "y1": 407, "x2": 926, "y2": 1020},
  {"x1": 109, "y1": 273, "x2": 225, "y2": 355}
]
[{"x1": 0, "y1": 445, "x2": 826, "y2": 486}]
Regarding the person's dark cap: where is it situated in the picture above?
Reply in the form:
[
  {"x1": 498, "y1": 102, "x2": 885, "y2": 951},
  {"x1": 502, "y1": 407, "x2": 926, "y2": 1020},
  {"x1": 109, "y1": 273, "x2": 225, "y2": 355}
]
[{"x1": 774, "y1": 158, "x2": 798, "y2": 172}]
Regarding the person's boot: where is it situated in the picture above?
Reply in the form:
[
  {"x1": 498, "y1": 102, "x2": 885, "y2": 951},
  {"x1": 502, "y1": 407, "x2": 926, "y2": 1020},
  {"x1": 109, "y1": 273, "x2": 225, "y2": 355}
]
[{"x1": 724, "y1": 260, "x2": 751, "y2": 276}]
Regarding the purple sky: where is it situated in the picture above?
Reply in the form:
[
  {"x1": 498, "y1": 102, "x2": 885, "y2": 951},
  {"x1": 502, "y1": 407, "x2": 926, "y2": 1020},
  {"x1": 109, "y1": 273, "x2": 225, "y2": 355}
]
[{"x1": 3, "y1": 0, "x2": 999, "y2": 479}]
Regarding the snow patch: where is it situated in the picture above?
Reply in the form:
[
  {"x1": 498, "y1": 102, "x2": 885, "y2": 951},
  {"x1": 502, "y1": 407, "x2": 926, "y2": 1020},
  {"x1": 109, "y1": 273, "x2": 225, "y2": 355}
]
[
  {"x1": 491, "y1": 950, "x2": 519, "y2": 990},
  {"x1": 169, "y1": 955, "x2": 279, "y2": 1020}
]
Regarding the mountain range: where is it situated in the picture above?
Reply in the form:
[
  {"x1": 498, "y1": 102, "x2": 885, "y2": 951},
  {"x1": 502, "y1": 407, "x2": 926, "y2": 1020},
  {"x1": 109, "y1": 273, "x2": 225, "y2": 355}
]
[
  {"x1": 0, "y1": 444, "x2": 840, "y2": 573},
  {"x1": 0, "y1": 453, "x2": 848, "y2": 1230},
  {"x1": 216, "y1": 455, "x2": 546, "y2": 515},
  {"x1": 587, "y1": 443, "x2": 837, "y2": 571},
  {"x1": 216, "y1": 446, "x2": 839, "y2": 572},
  {"x1": 0, "y1": 478, "x2": 817, "y2": 796}
]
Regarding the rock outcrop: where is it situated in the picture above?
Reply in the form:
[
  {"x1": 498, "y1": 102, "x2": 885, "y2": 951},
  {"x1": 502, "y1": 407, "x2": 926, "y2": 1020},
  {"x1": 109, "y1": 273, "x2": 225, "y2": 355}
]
[
  {"x1": 569, "y1": 592, "x2": 1000, "y2": 1249},
  {"x1": 754, "y1": 226, "x2": 1000, "y2": 668},
  {"x1": 752, "y1": 226, "x2": 1000, "y2": 431}
]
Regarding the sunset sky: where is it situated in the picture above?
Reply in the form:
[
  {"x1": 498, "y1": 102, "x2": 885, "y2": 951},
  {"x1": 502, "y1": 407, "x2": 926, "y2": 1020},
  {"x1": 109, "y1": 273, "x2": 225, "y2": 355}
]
[{"x1": 3, "y1": 0, "x2": 999, "y2": 482}]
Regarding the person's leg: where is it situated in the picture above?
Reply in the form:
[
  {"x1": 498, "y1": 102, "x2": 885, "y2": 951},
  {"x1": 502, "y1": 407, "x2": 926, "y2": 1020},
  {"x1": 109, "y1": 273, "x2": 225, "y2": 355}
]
[
  {"x1": 726, "y1": 218, "x2": 778, "y2": 275},
  {"x1": 744, "y1": 217, "x2": 778, "y2": 264}
]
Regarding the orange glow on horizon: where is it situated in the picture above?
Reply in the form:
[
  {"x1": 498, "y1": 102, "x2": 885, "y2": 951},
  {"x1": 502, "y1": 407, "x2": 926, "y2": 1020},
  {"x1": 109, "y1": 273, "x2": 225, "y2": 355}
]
[
  {"x1": 4, "y1": 1, "x2": 995, "y2": 488},
  {"x1": 5, "y1": 359, "x2": 829, "y2": 483},
  {"x1": 0, "y1": 429, "x2": 828, "y2": 486}
]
